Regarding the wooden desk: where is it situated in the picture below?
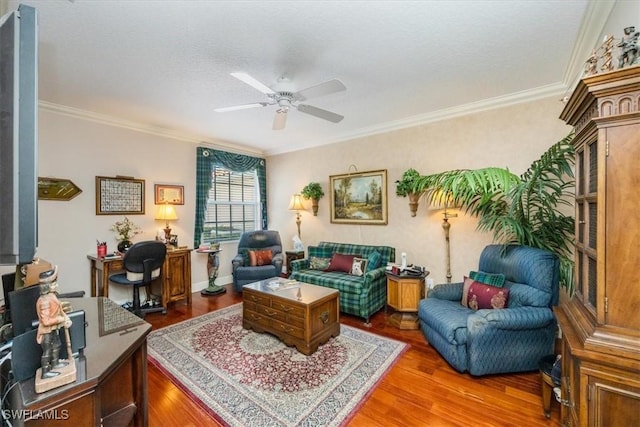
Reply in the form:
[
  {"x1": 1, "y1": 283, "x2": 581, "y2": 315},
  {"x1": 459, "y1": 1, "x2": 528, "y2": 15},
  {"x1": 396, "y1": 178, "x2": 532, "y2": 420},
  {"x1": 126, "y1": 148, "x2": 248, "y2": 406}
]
[
  {"x1": 87, "y1": 247, "x2": 192, "y2": 311},
  {"x1": 7, "y1": 297, "x2": 151, "y2": 426}
]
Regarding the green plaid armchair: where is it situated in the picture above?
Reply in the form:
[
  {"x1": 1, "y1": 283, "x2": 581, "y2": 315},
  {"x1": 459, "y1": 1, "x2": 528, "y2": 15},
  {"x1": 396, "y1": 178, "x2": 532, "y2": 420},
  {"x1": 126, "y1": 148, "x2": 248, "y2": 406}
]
[{"x1": 290, "y1": 241, "x2": 395, "y2": 323}]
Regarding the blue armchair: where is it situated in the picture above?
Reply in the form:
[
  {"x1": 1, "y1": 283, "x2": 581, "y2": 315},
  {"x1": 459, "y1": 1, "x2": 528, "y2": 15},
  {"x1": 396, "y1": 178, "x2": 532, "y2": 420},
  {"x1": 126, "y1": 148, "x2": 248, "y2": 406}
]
[
  {"x1": 231, "y1": 230, "x2": 284, "y2": 292},
  {"x1": 418, "y1": 244, "x2": 559, "y2": 376}
]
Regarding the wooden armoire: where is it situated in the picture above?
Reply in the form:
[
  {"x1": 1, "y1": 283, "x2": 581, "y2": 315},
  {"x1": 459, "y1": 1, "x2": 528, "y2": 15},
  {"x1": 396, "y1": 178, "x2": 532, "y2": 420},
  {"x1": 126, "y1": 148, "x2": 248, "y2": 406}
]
[{"x1": 557, "y1": 66, "x2": 640, "y2": 426}]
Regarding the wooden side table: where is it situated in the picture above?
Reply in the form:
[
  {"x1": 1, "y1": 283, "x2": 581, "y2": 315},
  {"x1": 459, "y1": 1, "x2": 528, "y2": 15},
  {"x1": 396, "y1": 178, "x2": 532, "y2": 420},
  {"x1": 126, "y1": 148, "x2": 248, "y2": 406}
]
[
  {"x1": 285, "y1": 250, "x2": 305, "y2": 276},
  {"x1": 385, "y1": 271, "x2": 428, "y2": 330}
]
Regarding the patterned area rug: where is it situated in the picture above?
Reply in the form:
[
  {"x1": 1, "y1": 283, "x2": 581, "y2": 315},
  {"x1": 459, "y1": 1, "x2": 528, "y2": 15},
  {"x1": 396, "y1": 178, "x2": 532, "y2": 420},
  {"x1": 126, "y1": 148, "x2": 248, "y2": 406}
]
[{"x1": 147, "y1": 303, "x2": 406, "y2": 427}]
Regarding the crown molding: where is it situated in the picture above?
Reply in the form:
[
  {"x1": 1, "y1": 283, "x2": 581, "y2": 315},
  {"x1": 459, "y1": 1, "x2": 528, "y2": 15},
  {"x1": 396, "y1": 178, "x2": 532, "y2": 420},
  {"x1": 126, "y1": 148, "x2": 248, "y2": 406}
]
[
  {"x1": 39, "y1": 100, "x2": 264, "y2": 156},
  {"x1": 266, "y1": 82, "x2": 566, "y2": 156}
]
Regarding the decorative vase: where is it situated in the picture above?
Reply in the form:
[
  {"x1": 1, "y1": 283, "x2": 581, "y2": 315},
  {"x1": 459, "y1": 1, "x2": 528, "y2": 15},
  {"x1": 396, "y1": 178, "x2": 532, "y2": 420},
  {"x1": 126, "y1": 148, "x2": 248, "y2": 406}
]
[
  {"x1": 408, "y1": 192, "x2": 422, "y2": 217},
  {"x1": 311, "y1": 198, "x2": 319, "y2": 216},
  {"x1": 117, "y1": 240, "x2": 132, "y2": 253}
]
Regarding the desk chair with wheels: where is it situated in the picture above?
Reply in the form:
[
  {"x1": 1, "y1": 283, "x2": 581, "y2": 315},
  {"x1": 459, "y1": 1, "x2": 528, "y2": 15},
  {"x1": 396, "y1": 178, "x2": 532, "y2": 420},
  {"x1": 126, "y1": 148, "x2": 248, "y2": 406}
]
[{"x1": 109, "y1": 241, "x2": 167, "y2": 318}]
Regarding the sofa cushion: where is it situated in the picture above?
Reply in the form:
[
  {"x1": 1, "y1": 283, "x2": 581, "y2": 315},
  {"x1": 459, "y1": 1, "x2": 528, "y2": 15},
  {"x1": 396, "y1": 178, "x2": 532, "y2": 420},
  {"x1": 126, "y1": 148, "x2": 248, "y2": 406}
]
[
  {"x1": 309, "y1": 256, "x2": 331, "y2": 270},
  {"x1": 350, "y1": 257, "x2": 368, "y2": 276},
  {"x1": 469, "y1": 270, "x2": 505, "y2": 287},
  {"x1": 505, "y1": 281, "x2": 550, "y2": 307},
  {"x1": 308, "y1": 246, "x2": 334, "y2": 259},
  {"x1": 249, "y1": 249, "x2": 272, "y2": 266},
  {"x1": 326, "y1": 253, "x2": 356, "y2": 273},
  {"x1": 366, "y1": 250, "x2": 382, "y2": 272},
  {"x1": 291, "y1": 269, "x2": 365, "y2": 293},
  {"x1": 465, "y1": 281, "x2": 510, "y2": 310}
]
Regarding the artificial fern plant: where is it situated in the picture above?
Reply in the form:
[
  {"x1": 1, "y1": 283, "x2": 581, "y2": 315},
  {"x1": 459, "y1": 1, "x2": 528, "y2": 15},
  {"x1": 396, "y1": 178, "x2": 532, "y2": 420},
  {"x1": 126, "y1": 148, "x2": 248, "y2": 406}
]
[{"x1": 413, "y1": 133, "x2": 575, "y2": 293}]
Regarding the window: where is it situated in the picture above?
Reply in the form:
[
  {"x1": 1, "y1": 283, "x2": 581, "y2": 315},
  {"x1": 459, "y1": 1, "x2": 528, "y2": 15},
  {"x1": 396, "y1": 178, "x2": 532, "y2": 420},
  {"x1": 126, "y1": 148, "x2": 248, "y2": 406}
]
[
  {"x1": 202, "y1": 166, "x2": 260, "y2": 243},
  {"x1": 194, "y1": 148, "x2": 267, "y2": 248}
]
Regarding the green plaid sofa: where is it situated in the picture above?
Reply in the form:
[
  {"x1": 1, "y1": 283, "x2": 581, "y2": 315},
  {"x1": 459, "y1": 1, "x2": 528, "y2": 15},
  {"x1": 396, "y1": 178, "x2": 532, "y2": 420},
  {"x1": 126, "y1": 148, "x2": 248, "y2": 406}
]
[{"x1": 290, "y1": 241, "x2": 395, "y2": 323}]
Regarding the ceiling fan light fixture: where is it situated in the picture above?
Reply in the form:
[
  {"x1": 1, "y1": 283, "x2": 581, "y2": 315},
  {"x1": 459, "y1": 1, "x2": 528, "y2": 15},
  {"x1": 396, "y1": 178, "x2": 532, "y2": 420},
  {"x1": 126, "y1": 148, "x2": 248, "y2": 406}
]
[
  {"x1": 214, "y1": 102, "x2": 267, "y2": 112},
  {"x1": 230, "y1": 72, "x2": 275, "y2": 95},
  {"x1": 218, "y1": 73, "x2": 346, "y2": 130}
]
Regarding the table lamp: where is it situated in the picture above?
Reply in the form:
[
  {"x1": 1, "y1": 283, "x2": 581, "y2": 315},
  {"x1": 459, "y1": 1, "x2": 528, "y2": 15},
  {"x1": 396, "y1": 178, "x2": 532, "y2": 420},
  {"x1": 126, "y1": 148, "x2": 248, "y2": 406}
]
[
  {"x1": 288, "y1": 194, "x2": 305, "y2": 237},
  {"x1": 156, "y1": 204, "x2": 178, "y2": 241}
]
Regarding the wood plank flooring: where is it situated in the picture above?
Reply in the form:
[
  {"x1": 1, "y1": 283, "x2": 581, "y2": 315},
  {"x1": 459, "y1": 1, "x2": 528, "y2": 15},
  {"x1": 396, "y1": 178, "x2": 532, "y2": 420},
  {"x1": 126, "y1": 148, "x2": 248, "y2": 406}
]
[{"x1": 146, "y1": 284, "x2": 561, "y2": 427}]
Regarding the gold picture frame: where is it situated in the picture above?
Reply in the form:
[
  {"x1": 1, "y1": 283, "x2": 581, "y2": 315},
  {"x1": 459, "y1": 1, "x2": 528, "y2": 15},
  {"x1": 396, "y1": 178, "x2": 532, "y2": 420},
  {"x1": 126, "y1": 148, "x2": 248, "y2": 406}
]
[
  {"x1": 95, "y1": 176, "x2": 145, "y2": 215},
  {"x1": 330, "y1": 169, "x2": 388, "y2": 225},
  {"x1": 154, "y1": 184, "x2": 184, "y2": 205}
]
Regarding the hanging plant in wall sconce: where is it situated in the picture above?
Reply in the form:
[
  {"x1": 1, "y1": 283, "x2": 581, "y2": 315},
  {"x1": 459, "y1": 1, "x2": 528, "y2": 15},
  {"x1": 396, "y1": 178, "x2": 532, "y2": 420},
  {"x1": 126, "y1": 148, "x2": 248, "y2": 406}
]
[
  {"x1": 395, "y1": 168, "x2": 423, "y2": 217},
  {"x1": 301, "y1": 182, "x2": 325, "y2": 216}
]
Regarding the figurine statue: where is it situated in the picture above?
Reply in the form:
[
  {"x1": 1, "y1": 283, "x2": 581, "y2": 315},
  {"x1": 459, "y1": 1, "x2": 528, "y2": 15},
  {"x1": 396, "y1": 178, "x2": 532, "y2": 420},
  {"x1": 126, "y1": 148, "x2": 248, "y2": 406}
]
[
  {"x1": 617, "y1": 26, "x2": 639, "y2": 68},
  {"x1": 585, "y1": 50, "x2": 598, "y2": 76},
  {"x1": 601, "y1": 34, "x2": 615, "y2": 72},
  {"x1": 35, "y1": 266, "x2": 71, "y2": 379}
]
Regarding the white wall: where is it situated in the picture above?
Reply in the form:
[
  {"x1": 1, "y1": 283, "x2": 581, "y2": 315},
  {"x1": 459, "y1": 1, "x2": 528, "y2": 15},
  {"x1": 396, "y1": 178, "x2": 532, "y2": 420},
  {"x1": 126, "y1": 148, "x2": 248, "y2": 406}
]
[
  {"x1": 1, "y1": 94, "x2": 571, "y2": 303},
  {"x1": 266, "y1": 96, "x2": 572, "y2": 284},
  {"x1": 0, "y1": 110, "x2": 221, "y2": 302}
]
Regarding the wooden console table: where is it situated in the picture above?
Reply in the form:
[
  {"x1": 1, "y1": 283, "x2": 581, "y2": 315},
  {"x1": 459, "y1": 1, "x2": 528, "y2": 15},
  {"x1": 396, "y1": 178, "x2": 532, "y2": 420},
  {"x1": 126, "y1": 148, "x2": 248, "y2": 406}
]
[
  {"x1": 7, "y1": 297, "x2": 151, "y2": 426},
  {"x1": 87, "y1": 247, "x2": 192, "y2": 311}
]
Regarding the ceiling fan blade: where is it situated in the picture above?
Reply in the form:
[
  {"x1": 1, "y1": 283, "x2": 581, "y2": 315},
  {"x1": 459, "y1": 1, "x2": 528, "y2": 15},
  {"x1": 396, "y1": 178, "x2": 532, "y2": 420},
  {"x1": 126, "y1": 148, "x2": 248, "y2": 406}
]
[
  {"x1": 273, "y1": 109, "x2": 288, "y2": 130},
  {"x1": 296, "y1": 104, "x2": 344, "y2": 123},
  {"x1": 214, "y1": 102, "x2": 269, "y2": 113},
  {"x1": 230, "y1": 72, "x2": 275, "y2": 95},
  {"x1": 295, "y1": 79, "x2": 346, "y2": 102}
]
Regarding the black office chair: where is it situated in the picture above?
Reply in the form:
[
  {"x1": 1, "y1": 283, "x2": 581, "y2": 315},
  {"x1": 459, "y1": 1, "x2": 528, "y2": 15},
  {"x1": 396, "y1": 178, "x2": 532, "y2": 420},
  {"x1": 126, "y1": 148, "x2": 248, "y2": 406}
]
[{"x1": 109, "y1": 241, "x2": 167, "y2": 318}]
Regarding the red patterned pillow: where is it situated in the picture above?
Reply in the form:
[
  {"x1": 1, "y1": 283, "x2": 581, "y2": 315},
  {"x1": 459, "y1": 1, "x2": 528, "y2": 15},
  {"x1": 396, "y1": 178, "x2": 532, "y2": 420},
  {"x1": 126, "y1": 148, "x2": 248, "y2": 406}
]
[
  {"x1": 325, "y1": 253, "x2": 356, "y2": 273},
  {"x1": 249, "y1": 249, "x2": 273, "y2": 266},
  {"x1": 466, "y1": 281, "x2": 510, "y2": 310}
]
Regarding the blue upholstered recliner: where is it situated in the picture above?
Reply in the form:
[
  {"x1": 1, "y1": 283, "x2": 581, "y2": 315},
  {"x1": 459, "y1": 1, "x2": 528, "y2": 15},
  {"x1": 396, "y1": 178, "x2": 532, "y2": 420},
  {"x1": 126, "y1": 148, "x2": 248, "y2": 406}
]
[
  {"x1": 231, "y1": 230, "x2": 284, "y2": 292},
  {"x1": 418, "y1": 244, "x2": 559, "y2": 376}
]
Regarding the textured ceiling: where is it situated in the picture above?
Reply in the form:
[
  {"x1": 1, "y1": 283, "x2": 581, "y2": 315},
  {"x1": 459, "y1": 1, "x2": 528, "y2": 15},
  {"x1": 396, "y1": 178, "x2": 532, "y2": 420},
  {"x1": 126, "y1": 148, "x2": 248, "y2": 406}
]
[{"x1": 5, "y1": 0, "x2": 603, "y2": 155}]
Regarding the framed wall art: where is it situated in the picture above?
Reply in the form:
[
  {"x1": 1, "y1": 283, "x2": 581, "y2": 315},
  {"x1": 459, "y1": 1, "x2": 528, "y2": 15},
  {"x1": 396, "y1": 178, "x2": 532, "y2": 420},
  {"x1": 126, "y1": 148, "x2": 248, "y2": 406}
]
[
  {"x1": 95, "y1": 176, "x2": 145, "y2": 215},
  {"x1": 329, "y1": 169, "x2": 388, "y2": 225},
  {"x1": 154, "y1": 184, "x2": 184, "y2": 205}
]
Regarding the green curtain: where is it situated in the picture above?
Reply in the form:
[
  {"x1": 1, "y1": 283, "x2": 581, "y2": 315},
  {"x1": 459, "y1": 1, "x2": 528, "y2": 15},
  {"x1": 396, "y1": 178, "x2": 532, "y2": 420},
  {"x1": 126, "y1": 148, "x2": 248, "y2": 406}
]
[{"x1": 194, "y1": 147, "x2": 267, "y2": 247}]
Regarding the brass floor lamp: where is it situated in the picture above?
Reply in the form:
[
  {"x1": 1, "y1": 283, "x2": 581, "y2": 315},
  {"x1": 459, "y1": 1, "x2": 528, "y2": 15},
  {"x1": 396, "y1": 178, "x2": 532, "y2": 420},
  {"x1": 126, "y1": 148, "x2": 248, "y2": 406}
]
[{"x1": 442, "y1": 207, "x2": 458, "y2": 283}]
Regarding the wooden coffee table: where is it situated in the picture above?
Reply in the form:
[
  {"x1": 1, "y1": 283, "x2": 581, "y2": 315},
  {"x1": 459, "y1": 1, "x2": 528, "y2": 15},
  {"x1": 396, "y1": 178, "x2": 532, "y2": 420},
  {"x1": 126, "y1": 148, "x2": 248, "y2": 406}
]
[{"x1": 242, "y1": 279, "x2": 340, "y2": 355}]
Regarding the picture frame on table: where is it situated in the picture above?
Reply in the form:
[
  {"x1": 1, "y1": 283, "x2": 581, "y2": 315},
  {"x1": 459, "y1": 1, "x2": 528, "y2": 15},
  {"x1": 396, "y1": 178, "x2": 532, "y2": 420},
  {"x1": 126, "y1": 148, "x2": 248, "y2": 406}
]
[
  {"x1": 329, "y1": 169, "x2": 388, "y2": 225},
  {"x1": 154, "y1": 184, "x2": 184, "y2": 205}
]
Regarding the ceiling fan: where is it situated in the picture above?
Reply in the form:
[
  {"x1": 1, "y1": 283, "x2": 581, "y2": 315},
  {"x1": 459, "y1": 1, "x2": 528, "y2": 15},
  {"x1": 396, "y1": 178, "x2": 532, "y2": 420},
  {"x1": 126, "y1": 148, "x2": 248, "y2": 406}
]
[{"x1": 215, "y1": 72, "x2": 346, "y2": 130}]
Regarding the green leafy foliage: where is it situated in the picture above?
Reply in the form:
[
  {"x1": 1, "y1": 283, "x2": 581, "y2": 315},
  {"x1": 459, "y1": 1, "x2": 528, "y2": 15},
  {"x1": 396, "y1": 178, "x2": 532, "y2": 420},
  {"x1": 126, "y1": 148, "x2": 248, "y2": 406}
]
[
  {"x1": 413, "y1": 133, "x2": 575, "y2": 293},
  {"x1": 301, "y1": 182, "x2": 324, "y2": 200}
]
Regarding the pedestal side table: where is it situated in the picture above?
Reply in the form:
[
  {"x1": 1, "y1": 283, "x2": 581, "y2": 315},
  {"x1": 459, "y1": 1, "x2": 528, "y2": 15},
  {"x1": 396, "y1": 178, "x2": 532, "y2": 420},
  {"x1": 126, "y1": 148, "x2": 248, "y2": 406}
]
[
  {"x1": 196, "y1": 249, "x2": 225, "y2": 296},
  {"x1": 385, "y1": 271, "x2": 428, "y2": 330}
]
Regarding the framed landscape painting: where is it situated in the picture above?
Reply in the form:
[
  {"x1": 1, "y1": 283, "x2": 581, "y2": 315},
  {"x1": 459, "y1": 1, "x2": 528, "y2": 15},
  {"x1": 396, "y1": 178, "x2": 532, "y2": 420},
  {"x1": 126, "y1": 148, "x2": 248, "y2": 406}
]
[{"x1": 330, "y1": 169, "x2": 388, "y2": 225}]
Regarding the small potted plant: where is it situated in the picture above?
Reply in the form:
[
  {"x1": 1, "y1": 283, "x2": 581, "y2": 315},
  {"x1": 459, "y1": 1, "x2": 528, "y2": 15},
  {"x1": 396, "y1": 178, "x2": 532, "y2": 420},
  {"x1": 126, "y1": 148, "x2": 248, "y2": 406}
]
[
  {"x1": 301, "y1": 182, "x2": 325, "y2": 216},
  {"x1": 111, "y1": 217, "x2": 142, "y2": 252},
  {"x1": 395, "y1": 168, "x2": 423, "y2": 217}
]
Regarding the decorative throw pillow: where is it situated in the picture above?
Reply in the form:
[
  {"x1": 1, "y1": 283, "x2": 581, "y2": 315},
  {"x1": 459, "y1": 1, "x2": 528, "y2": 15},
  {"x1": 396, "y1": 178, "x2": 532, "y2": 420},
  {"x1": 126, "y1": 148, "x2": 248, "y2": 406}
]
[
  {"x1": 325, "y1": 253, "x2": 356, "y2": 273},
  {"x1": 366, "y1": 250, "x2": 382, "y2": 272},
  {"x1": 461, "y1": 276, "x2": 474, "y2": 307},
  {"x1": 309, "y1": 256, "x2": 332, "y2": 270},
  {"x1": 466, "y1": 281, "x2": 510, "y2": 310},
  {"x1": 248, "y1": 249, "x2": 273, "y2": 266},
  {"x1": 469, "y1": 270, "x2": 506, "y2": 288},
  {"x1": 350, "y1": 257, "x2": 368, "y2": 276},
  {"x1": 239, "y1": 248, "x2": 250, "y2": 265}
]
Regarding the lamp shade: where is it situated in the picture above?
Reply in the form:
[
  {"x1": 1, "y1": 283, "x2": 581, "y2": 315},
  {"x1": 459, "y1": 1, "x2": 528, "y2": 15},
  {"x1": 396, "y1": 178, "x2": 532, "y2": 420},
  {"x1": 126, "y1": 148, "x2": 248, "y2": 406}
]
[
  {"x1": 155, "y1": 204, "x2": 178, "y2": 221},
  {"x1": 288, "y1": 194, "x2": 305, "y2": 211}
]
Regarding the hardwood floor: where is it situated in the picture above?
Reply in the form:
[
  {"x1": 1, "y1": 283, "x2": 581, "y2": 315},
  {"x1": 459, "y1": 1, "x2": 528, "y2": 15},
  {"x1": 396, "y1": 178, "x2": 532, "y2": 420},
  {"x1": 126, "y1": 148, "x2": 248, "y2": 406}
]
[{"x1": 146, "y1": 284, "x2": 561, "y2": 427}]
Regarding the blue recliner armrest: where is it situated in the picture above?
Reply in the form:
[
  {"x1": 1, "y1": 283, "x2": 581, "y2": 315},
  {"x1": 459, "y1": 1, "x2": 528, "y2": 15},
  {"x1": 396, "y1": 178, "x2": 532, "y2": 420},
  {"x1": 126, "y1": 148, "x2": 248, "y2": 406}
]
[
  {"x1": 427, "y1": 282, "x2": 464, "y2": 301},
  {"x1": 468, "y1": 306, "x2": 556, "y2": 331}
]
